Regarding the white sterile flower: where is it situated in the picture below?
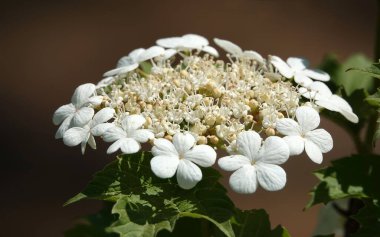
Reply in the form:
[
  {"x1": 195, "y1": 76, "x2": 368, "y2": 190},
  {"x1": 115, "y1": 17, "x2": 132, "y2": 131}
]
[
  {"x1": 150, "y1": 132, "x2": 217, "y2": 189},
  {"x1": 299, "y1": 81, "x2": 359, "y2": 123},
  {"x1": 53, "y1": 83, "x2": 102, "y2": 139},
  {"x1": 276, "y1": 106, "x2": 333, "y2": 164},
  {"x1": 213, "y1": 38, "x2": 264, "y2": 63},
  {"x1": 270, "y1": 56, "x2": 330, "y2": 86},
  {"x1": 103, "y1": 46, "x2": 166, "y2": 77},
  {"x1": 218, "y1": 131, "x2": 289, "y2": 194},
  {"x1": 63, "y1": 108, "x2": 115, "y2": 154},
  {"x1": 103, "y1": 114, "x2": 154, "y2": 154},
  {"x1": 156, "y1": 34, "x2": 219, "y2": 57}
]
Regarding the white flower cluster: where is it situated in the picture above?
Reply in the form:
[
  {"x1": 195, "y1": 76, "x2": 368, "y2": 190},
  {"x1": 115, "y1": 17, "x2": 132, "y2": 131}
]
[{"x1": 53, "y1": 34, "x2": 358, "y2": 193}]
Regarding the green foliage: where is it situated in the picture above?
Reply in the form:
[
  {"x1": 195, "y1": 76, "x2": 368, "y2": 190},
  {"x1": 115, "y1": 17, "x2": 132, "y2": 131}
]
[
  {"x1": 319, "y1": 54, "x2": 374, "y2": 96},
  {"x1": 351, "y1": 199, "x2": 380, "y2": 237},
  {"x1": 65, "y1": 203, "x2": 117, "y2": 237},
  {"x1": 65, "y1": 152, "x2": 294, "y2": 237},
  {"x1": 231, "y1": 209, "x2": 291, "y2": 237},
  {"x1": 307, "y1": 155, "x2": 380, "y2": 209},
  {"x1": 65, "y1": 152, "x2": 235, "y2": 236},
  {"x1": 346, "y1": 60, "x2": 380, "y2": 144},
  {"x1": 347, "y1": 62, "x2": 380, "y2": 80}
]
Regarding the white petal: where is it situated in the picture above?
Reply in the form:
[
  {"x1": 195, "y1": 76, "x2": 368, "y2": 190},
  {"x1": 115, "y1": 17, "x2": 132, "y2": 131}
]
[
  {"x1": 72, "y1": 107, "x2": 94, "y2": 127},
  {"x1": 116, "y1": 56, "x2": 135, "y2": 68},
  {"x1": 213, "y1": 38, "x2": 243, "y2": 56},
  {"x1": 122, "y1": 114, "x2": 146, "y2": 131},
  {"x1": 52, "y1": 103, "x2": 75, "y2": 125},
  {"x1": 229, "y1": 165, "x2": 257, "y2": 194},
  {"x1": 309, "y1": 81, "x2": 333, "y2": 98},
  {"x1": 156, "y1": 37, "x2": 184, "y2": 48},
  {"x1": 106, "y1": 139, "x2": 123, "y2": 154},
  {"x1": 63, "y1": 127, "x2": 87, "y2": 146},
  {"x1": 298, "y1": 87, "x2": 314, "y2": 99},
  {"x1": 91, "y1": 123, "x2": 114, "y2": 136},
  {"x1": 93, "y1": 108, "x2": 114, "y2": 125},
  {"x1": 172, "y1": 133, "x2": 195, "y2": 154},
  {"x1": 303, "y1": 69, "x2": 330, "y2": 81},
  {"x1": 305, "y1": 129, "x2": 333, "y2": 153},
  {"x1": 137, "y1": 46, "x2": 165, "y2": 62},
  {"x1": 202, "y1": 45, "x2": 219, "y2": 57},
  {"x1": 276, "y1": 118, "x2": 301, "y2": 136},
  {"x1": 236, "y1": 131, "x2": 262, "y2": 161},
  {"x1": 182, "y1": 34, "x2": 209, "y2": 48},
  {"x1": 176, "y1": 159, "x2": 202, "y2": 189},
  {"x1": 296, "y1": 106, "x2": 320, "y2": 132},
  {"x1": 119, "y1": 138, "x2": 141, "y2": 154},
  {"x1": 299, "y1": 81, "x2": 332, "y2": 100},
  {"x1": 270, "y1": 56, "x2": 294, "y2": 78},
  {"x1": 286, "y1": 57, "x2": 308, "y2": 71},
  {"x1": 130, "y1": 129, "x2": 154, "y2": 143},
  {"x1": 184, "y1": 145, "x2": 216, "y2": 167},
  {"x1": 103, "y1": 126, "x2": 126, "y2": 142},
  {"x1": 283, "y1": 136, "x2": 305, "y2": 156},
  {"x1": 103, "y1": 64, "x2": 138, "y2": 77},
  {"x1": 294, "y1": 73, "x2": 313, "y2": 87},
  {"x1": 304, "y1": 139, "x2": 323, "y2": 164},
  {"x1": 339, "y1": 110, "x2": 359, "y2": 123},
  {"x1": 81, "y1": 133, "x2": 91, "y2": 154},
  {"x1": 71, "y1": 83, "x2": 96, "y2": 107},
  {"x1": 163, "y1": 49, "x2": 177, "y2": 59},
  {"x1": 150, "y1": 155, "x2": 179, "y2": 178},
  {"x1": 55, "y1": 115, "x2": 73, "y2": 139},
  {"x1": 183, "y1": 34, "x2": 209, "y2": 45},
  {"x1": 96, "y1": 77, "x2": 115, "y2": 88},
  {"x1": 318, "y1": 95, "x2": 359, "y2": 123},
  {"x1": 152, "y1": 138, "x2": 178, "y2": 157},
  {"x1": 218, "y1": 155, "x2": 251, "y2": 171},
  {"x1": 242, "y1": 50, "x2": 264, "y2": 63},
  {"x1": 87, "y1": 135, "x2": 96, "y2": 150},
  {"x1": 128, "y1": 48, "x2": 146, "y2": 62},
  {"x1": 257, "y1": 136, "x2": 289, "y2": 164},
  {"x1": 88, "y1": 96, "x2": 103, "y2": 106},
  {"x1": 256, "y1": 163, "x2": 286, "y2": 191}
]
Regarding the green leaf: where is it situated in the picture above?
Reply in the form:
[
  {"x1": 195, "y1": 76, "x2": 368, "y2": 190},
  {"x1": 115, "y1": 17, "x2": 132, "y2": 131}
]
[
  {"x1": 319, "y1": 54, "x2": 374, "y2": 96},
  {"x1": 365, "y1": 89, "x2": 380, "y2": 107},
  {"x1": 347, "y1": 62, "x2": 380, "y2": 79},
  {"x1": 64, "y1": 203, "x2": 118, "y2": 237},
  {"x1": 306, "y1": 155, "x2": 380, "y2": 209},
  {"x1": 231, "y1": 209, "x2": 291, "y2": 237},
  {"x1": 65, "y1": 152, "x2": 235, "y2": 237},
  {"x1": 351, "y1": 199, "x2": 380, "y2": 237}
]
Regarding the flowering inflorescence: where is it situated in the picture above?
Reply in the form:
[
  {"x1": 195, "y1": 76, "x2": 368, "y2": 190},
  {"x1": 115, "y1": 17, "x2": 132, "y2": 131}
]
[{"x1": 53, "y1": 34, "x2": 358, "y2": 193}]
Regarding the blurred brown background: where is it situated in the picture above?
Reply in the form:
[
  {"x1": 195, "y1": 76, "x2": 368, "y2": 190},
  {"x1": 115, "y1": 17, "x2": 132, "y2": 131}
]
[{"x1": 0, "y1": 0, "x2": 377, "y2": 236}]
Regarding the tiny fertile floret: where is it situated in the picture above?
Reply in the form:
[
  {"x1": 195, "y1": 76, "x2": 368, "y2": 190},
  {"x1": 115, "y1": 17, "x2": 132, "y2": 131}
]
[{"x1": 53, "y1": 34, "x2": 358, "y2": 193}]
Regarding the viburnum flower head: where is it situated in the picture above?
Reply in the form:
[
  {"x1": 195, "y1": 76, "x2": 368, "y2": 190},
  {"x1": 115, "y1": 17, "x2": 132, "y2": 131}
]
[
  {"x1": 270, "y1": 56, "x2": 330, "y2": 87},
  {"x1": 218, "y1": 131, "x2": 290, "y2": 194},
  {"x1": 103, "y1": 114, "x2": 154, "y2": 154},
  {"x1": 150, "y1": 133, "x2": 217, "y2": 189},
  {"x1": 52, "y1": 83, "x2": 102, "y2": 139},
  {"x1": 276, "y1": 106, "x2": 333, "y2": 164},
  {"x1": 63, "y1": 108, "x2": 115, "y2": 154}
]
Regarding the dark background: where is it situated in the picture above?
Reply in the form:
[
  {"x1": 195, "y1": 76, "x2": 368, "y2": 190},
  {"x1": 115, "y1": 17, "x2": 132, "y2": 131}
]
[{"x1": 0, "y1": 0, "x2": 377, "y2": 236}]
